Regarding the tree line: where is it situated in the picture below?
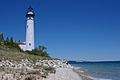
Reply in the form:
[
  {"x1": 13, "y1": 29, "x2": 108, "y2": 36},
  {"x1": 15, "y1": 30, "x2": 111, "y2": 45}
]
[{"x1": 0, "y1": 33, "x2": 50, "y2": 58}]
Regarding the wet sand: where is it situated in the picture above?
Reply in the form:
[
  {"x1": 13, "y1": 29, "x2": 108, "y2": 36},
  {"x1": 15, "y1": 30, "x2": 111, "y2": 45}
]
[{"x1": 72, "y1": 68, "x2": 94, "y2": 80}]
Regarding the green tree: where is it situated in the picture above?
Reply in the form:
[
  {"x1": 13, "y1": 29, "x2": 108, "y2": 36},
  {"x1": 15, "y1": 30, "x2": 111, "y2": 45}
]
[
  {"x1": 10, "y1": 37, "x2": 14, "y2": 46},
  {"x1": 18, "y1": 40, "x2": 20, "y2": 42},
  {"x1": 6, "y1": 37, "x2": 10, "y2": 45},
  {"x1": 6, "y1": 37, "x2": 9, "y2": 42},
  {"x1": 38, "y1": 45, "x2": 47, "y2": 52},
  {"x1": 26, "y1": 45, "x2": 50, "y2": 58},
  {"x1": 0, "y1": 32, "x2": 4, "y2": 41}
]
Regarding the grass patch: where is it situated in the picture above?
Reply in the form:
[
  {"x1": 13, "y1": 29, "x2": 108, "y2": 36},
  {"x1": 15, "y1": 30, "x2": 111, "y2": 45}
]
[
  {"x1": 25, "y1": 76, "x2": 36, "y2": 80},
  {"x1": 0, "y1": 48, "x2": 52, "y2": 63}
]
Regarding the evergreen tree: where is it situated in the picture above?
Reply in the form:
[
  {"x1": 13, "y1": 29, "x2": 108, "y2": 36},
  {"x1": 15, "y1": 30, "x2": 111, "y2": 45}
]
[
  {"x1": 18, "y1": 40, "x2": 20, "y2": 42},
  {"x1": 6, "y1": 37, "x2": 9, "y2": 45},
  {"x1": 0, "y1": 32, "x2": 4, "y2": 41},
  {"x1": 6, "y1": 37, "x2": 9, "y2": 42},
  {"x1": 38, "y1": 45, "x2": 47, "y2": 52},
  {"x1": 10, "y1": 37, "x2": 14, "y2": 46}
]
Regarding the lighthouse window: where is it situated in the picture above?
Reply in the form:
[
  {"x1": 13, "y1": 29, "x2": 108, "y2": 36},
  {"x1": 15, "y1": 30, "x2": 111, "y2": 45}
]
[
  {"x1": 29, "y1": 43, "x2": 31, "y2": 46},
  {"x1": 27, "y1": 25, "x2": 28, "y2": 28},
  {"x1": 29, "y1": 17, "x2": 32, "y2": 19}
]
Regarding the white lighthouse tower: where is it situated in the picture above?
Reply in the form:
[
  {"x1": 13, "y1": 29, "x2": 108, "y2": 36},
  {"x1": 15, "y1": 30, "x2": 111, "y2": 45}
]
[{"x1": 25, "y1": 6, "x2": 35, "y2": 51}]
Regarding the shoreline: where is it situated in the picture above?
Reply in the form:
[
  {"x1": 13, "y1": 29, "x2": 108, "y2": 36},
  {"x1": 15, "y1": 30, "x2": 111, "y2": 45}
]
[
  {"x1": 43, "y1": 68, "x2": 82, "y2": 80},
  {"x1": 43, "y1": 68, "x2": 94, "y2": 80},
  {"x1": 72, "y1": 68, "x2": 94, "y2": 80},
  {"x1": 0, "y1": 58, "x2": 95, "y2": 80}
]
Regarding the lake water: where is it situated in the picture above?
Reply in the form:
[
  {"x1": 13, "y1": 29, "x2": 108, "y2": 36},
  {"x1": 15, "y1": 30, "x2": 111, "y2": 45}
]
[{"x1": 69, "y1": 61, "x2": 120, "y2": 80}]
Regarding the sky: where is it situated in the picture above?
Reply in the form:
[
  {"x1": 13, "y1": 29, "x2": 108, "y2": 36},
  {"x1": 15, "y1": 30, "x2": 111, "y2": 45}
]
[{"x1": 0, "y1": 0, "x2": 120, "y2": 61}]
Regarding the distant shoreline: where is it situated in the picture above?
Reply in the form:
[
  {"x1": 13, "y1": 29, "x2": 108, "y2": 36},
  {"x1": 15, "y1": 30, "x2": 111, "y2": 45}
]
[{"x1": 68, "y1": 60, "x2": 120, "y2": 64}]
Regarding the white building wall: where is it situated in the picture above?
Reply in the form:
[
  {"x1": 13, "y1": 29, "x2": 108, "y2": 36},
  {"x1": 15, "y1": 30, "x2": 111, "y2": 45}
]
[
  {"x1": 26, "y1": 18, "x2": 34, "y2": 51},
  {"x1": 19, "y1": 44, "x2": 26, "y2": 51}
]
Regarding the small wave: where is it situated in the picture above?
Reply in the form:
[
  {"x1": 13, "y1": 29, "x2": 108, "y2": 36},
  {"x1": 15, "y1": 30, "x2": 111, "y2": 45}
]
[
  {"x1": 72, "y1": 66, "x2": 112, "y2": 80},
  {"x1": 93, "y1": 77, "x2": 112, "y2": 80},
  {"x1": 83, "y1": 74, "x2": 112, "y2": 80},
  {"x1": 73, "y1": 66, "x2": 81, "y2": 69}
]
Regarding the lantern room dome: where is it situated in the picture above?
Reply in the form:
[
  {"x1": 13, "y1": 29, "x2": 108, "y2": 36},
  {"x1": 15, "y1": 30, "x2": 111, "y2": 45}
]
[{"x1": 26, "y1": 6, "x2": 35, "y2": 17}]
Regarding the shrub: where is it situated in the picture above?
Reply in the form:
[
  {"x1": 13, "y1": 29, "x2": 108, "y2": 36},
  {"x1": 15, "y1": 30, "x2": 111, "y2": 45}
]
[
  {"x1": 26, "y1": 45, "x2": 50, "y2": 58},
  {"x1": 25, "y1": 77, "x2": 32, "y2": 80},
  {"x1": 44, "y1": 66, "x2": 56, "y2": 73}
]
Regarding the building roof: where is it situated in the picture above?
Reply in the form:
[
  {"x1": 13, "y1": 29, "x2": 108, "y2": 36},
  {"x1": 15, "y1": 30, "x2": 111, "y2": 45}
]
[{"x1": 16, "y1": 42, "x2": 25, "y2": 45}]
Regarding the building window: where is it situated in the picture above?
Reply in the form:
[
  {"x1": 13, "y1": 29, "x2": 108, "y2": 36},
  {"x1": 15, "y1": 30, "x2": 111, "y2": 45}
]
[
  {"x1": 27, "y1": 25, "x2": 28, "y2": 28},
  {"x1": 29, "y1": 43, "x2": 31, "y2": 46}
]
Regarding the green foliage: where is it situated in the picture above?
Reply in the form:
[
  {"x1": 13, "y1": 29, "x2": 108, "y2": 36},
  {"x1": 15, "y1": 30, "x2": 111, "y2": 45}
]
[
  {"x1": 44, "y1": 66, "x2": 56, "y2": 73},
  {"x1": 0, "y1": 33, "x2": 23, "y2": 52},
  {"x1": 10, "y1": 37, "x2": 14, "y2": 46},
  {"x1": 0, "y1": 32, "x2": 4, "y2": 41},
  {"x1": 25, "y1": 77, "x2": 34, "y2": 80},
  {"x1": 0, "y1": 33, "x2": 50, "y2": 59},
  {"x1": 0, "y1": 36, "x2": 22, "y2": 52},
  {"x1": 0, "y1": 67, "x2": 5, "y2": 72},
  {"x1": 26, "y1": 45, "x2": 50, "y2": 58},
  {"x1": 33, "y1": 65, "x2": 56, "y2": 77},
  {"x1": 24, "y1": 76, "x2": 36, "y2": 80}
]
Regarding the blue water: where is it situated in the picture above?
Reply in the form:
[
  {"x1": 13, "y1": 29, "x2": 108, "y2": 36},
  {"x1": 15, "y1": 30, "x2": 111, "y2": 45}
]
[{"x1": 69, "y1": 61, "x2": 120, "y2": 80}]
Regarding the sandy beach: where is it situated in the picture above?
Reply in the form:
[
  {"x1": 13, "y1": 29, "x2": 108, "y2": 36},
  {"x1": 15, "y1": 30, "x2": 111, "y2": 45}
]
[
  {"x1": 43, "y1": 68, "x2": 82, "y2": 80},
  {"x1": 0, "y1": 58, "x2": 94, "y2": 80},
  {"x1": 43, "y1": 68, "x2": 93, "y2": 80},
  {"x1": 73, "y1": 69, "x2": 94, "y2": 80}
]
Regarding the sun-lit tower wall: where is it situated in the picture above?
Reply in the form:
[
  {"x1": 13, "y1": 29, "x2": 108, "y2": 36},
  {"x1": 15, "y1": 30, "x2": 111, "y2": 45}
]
[{"x1": 26, "y1": 6, "x2": 35, "y2": 51}]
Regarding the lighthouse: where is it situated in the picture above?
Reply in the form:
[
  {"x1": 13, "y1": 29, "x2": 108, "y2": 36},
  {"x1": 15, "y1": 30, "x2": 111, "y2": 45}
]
[
  {"x1": 17, "y1": 6, "x2": 35, "y2": 51},
  {"x1": 26, "y1": 6, "x2": 35, "y2": 51}
]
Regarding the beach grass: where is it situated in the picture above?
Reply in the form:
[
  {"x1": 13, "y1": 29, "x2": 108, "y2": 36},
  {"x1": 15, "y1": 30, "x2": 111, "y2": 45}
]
[{"x1": 0, "y1": 47, "x2": 52, "y2": 62}]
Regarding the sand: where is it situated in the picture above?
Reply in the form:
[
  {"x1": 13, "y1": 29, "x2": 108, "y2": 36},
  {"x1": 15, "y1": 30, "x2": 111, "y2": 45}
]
[
  {"x1": 43, "y1": 68, "x2": 94, "y2": 80},
  {"x1": 73, "y1": 69, "x2": 94, "y2": 80},
  {"x1": 43, "y1": 68, "x2": 82, "y2": 80}
]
